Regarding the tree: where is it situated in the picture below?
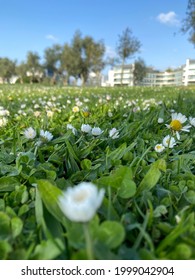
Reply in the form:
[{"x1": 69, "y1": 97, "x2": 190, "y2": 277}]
[
  {"x1": 61, "y1": 42, "x2": 81, "y2": 85},
  {"x1": 26, "y1": 51, "x2": 42, "y2": 83},
  {"x1": 182, "y1": 0, "x2": 195, "y2": 45},
  {"x1": 63, "y1": 31, "x2": 105, "y2": 86},
  {"x1": 15, "y1": 62, "x2": 28, "y2": 84},
  {"x1": 165, "y1": 68, "x2": 173, "y2": 73},
  {"x1": 116, "y1": 27, "x2": 141, "y2": 85},
  {"x1": 133, "y1": 58, "x2": 147, "y2": 85},
  {"x1": 89, "y1": 39, "x2": 105, "y2": 85},
  {"x1": 105, "y1": 56, "x2": 120, "y2": 69},
  {"x1": 0, "y1": 57, "x2": 16, "y2": 83},
  {"x1": 44, "y1": 44, "x2": 62, "y2": 84}
]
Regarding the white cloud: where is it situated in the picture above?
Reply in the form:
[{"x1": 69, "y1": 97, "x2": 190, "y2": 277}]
[
  {"x1": 156, "y1": 11, "x2": 180, "y2": 26},
  {"x1": 45, "y1": 34, "x2": 58, "y2": 41}
]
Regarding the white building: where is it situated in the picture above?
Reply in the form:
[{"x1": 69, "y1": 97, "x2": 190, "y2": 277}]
[
  {"x1": 105, "y1": 59, "x2": 195, "y2": 87},
  {"x1": 141, "y1": 69, "x2": 183, "y2": 87},
  {"x1": 113, "y1": 64, "x2": 134, "y2": 86},
  {"x1": 183, "y1": 59, "x2": 195, "y2": 86}
]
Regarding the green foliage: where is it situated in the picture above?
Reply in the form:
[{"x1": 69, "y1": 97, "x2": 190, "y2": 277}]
[
  {"x1": 97, "y1": 221, "x2": 125, "y2": 249},
  {"x1": 0, "y1": 85, "x2": 195, "y2": 260},
  {"x1": 136, "y1": 159, "x2": 166, "y2": 196},
  {"x1": 182, "y1": 0, "x2": 195, "y2": 45},
  {"x1": 133, "y1": 58, "x2": 147, "y2": 85},
  {"x1": 116, "y1": 27, "x2": 141, "y2": 84},
  {"x1": 0, "y1": 57, "x2": 16, "y2": 81},
  {"x1": 36, "y1": 180, "x2": 64, "y2": 223}
]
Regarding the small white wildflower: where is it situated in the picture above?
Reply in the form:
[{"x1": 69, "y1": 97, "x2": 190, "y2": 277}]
[
  {"x1": 24, "y1": 127, "x2": 37, "y2": 139},
  {"x1": 109, "y1": 128, "x2": 120, "y2": 139},
  {"x1": 108, "y1": 111, "x2": 113, "y2": 117},
  {"x1": 58, "y1": 182, "x2": 105, "y2": 222},
  {"x1": 34, "y1": 104, "x2": 40, "y2": 109},
  {"x1": 0, "y1": 117, "x2": 8, "y2": 127},
  {"x1": 133, "y1": 106, "x2": 140, "y2": 112},
  {"x1": 154, "y1": 143, "x2": 165, "y2": 153},
  {"x1": 189, "y1": 117, "x2": 195, "y2": 127},
  {"x1": 162, "y1": 135, "x2": 176, "y2": 148},
  {"x1": 81, "y1": 124, "x2": 92, "y2": 133},
  {"x1": 18, "y1": 110, "x2": 23, "y2": 115},
  {"x1": 158, "y1": 117, "x2": 164, "y2": 124},
  {"x1": 40, "y1": 129, "x2": 53, "y2": 142},
  {"x1": 47, "y1": 110, "x2": 54, "y2": 118},
  {"x1": 72, "y1": 106, "x2": 79, "y2": 113},
  {"x1": 166, "y1": 112, "x2": 191, "y2": 140},
  {"x1": 67, "y1": 124, "x2": 77, "y2": 135},
  {"x1": 0, "y1": 109, "x2": 10, "y2": 116},
  {"x1": 21, "y1": 104, "x2": 26, "y2": 109},
  {"x1": 47, "y1": 101, "x2": 53, "y2": 107},
  {"x1": 34, "y1": 111, "x2": 41, "y2": 117},
  {"x1": 76, "y1": 100, "x2": 83, "y2": 107},
  {"x1": 91, "y1": 127, "x2": 103, "y2": 136},
  {"x1": 51, "y1": 96, "x2": 56, "y2": 101}
]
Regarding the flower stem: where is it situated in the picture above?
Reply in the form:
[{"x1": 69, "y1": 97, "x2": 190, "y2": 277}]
[
  {"x1": 107, "y1": 185, "x2": 111, "y2": 220},
  {"x1": 83, "y1": 222, "x2": 94, "y2": 260}
]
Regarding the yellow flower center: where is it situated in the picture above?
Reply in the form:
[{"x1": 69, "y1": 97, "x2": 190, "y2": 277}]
[
  {"x1": 83, "y1": 111, "x2": 90, "y2": 117},
  {"x1": 170, "y1": 120, "x2": 182, "y2": 131},
  {"x1": 73, "y1": 191, "x2": 87, "y2": 202}
]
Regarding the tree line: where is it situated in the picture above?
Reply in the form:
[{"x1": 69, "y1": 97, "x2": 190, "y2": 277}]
[
  {"x1": 1, "y1": 0, "x2": 194, "y2": 86},
  {"x1": 0, "y1": 28, "x2": 147, "y2": 86}
]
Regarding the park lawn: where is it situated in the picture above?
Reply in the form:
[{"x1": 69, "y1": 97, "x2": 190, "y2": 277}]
[{"x1": 0, "y1": 85, "x2": 195, "y2": 260}]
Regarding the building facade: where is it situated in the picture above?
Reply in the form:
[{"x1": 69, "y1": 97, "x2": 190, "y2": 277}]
[
  {"x1": 183, "y1": 59, "x2": 195, "y2": 86},
  {"x1": 141, "y1": 69, "x2": 183, "y2": 87},
  {"x1": 106, "y1": 59, "x2": 195, "y2": 87}
]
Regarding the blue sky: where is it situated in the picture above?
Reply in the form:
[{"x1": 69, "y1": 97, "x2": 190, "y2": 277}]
[{"x1": 0, "y1": 0, "x2": 194, "y2": 72}]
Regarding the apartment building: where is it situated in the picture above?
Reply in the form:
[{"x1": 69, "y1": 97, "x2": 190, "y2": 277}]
[
  {"x1": 141, "y1": 69, "x2": 183, "y2": 87},
  {"x1": 111, "y1": 64, "x2": 134, "y2": 86},
  {"x1": 106, "y1": 59, "x2": 195, "y2": 87},
  {"x1": 183, "y1": 59, "x2": 195, "y2": 86}
]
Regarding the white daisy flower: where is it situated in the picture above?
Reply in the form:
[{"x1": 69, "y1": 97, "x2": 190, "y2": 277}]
[
  {"x1": 72, "y1": 106, "x2": 79, "y2": 113},
  {"x1": 47, "y1": 110, "x2": 54, "y2": 118},
  {"x1": 58, "y1": 182, "x2": 105, "y2": 222},
  {"x1": 109, "y1": 128, "x2": 120, "y2": 139},
  {"x1": 154, "y1": 143, "x2": 165, "y2": 153},
  {"x1": 81, "y1": 124, "x2": 92, "y2": 133},
  {"x1": 21, "y1": 104, "x2": 26, "y2": 109},
  {"x1": 0, "y1": 109, "x2": 10, "y2": 116},
  {"x1": 34, "y1": 111, "x2": 41, "y2": 117},
  {"x1": 162, "y1": 135, "x2": 176, "y2": 148},
  {"x1": 166, "y1": 112, "x2": 191, "y2": 140},
  {"x1": 34, "y1": 104, "x2": 40, "y2": 109},
  {"x1": 0, "y1": 117, "x2": 8, "y2": 127},
  {"x1": 40, "y1": 129, "x2": 53, "y2": 142},
  {"x1": 108, "y1": 111, "x2": 113, "y2": 117},
  {"x1": 82, "y1": 108, "x2": 90, "y2": 118},
  {"x1": 24, "y1": 127, "x2": 36, "y2": 139},
  {"x1": 67, "y1": 124, "x2": 77, "y2": 135},
  {"x1": 91, "y1": 127, "x2": 103, "y2": 136},
  {"x1": 189, "y1": 117, "x2": 195, "y2": 127},
  {"x1": 158, "y1": 117, "x2": 164, "y2": 124}
]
